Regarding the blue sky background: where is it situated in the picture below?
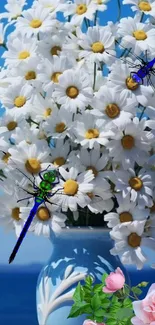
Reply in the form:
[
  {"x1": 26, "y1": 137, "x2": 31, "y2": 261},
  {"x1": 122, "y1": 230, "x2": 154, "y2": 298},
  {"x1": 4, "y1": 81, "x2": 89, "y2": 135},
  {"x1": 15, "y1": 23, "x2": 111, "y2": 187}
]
[{"x1": 0, "y1": 0, "x2": 154, "y2": 268}]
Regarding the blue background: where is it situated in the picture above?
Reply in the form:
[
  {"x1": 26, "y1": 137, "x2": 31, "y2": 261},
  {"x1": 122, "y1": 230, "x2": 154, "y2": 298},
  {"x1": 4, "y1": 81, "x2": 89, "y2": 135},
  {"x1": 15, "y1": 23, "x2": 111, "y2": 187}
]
[{"x1": 0, "y1": 1, "x2": 155, "y2": 324}]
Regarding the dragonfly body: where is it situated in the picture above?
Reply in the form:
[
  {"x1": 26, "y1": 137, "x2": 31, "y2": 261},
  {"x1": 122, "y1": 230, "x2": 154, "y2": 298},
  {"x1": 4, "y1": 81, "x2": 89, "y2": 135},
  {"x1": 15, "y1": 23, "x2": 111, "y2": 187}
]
[
  {"x1": 9, "y1": 168, "x2": 60, "y2": 263},
  {"x1": 132, "y1": 58, "x2": 155, "y2": 83}
]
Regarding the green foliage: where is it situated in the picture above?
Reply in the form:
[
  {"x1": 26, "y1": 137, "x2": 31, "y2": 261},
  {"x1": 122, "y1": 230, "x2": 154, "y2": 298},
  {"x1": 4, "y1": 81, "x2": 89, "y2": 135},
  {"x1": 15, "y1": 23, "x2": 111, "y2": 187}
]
[{"x1": 67, "y1": 272, "x2": 147, "y2": 324}]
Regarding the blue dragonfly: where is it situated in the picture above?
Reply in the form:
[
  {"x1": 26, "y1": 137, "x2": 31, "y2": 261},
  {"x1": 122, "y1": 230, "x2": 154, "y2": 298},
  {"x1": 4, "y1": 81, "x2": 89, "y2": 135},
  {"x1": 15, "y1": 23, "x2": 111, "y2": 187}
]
[
  {"x1": 0, "y1": 159, "x2": 62, "y2": 264},
  {"x1": 106, "y1": 40, "x2": 155, "y2": 90}
]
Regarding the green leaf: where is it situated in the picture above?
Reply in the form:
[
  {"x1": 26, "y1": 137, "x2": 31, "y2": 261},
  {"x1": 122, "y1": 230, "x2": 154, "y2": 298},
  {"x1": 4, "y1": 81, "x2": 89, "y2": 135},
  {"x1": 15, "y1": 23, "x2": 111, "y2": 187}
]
[
  {"x1": 91, "y1": 293, "x2": 101, "y2": 311},
  {"x1": 102, "y1": 273, "x2": 108, "y2": 283},
  {"x1": 106, "y1": 318, "x2": 117, "y2": 325},
  {"x1": 131, "y1": 286, "x2": 142, "y2": 295},
  {"x1": 94, "y1": 309, "x2": 105, "y2": 317},
  {"x1": 73, "y1": 282, "x2": 84, "y2": 303},
  {"x1": 123, "y1": 298, "x2": 132, "y2": 308},
  {"x1": 93, "y1": 283, "x2": 104, "y2": 293},
  {"x1": 67, "y1": 302, "x2": 92, "y2": 318},
  {"x1": 116, "y1": 307, "x2": 134, "y2": 320},
  {"x1": 85, "y1": 275, "x2": 94, "y2": 287}
]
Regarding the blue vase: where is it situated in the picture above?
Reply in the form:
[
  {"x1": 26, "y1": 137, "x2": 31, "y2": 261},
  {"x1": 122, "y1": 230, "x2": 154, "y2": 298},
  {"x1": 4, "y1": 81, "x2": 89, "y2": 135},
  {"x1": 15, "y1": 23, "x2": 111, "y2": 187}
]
[{"x1": 36, "y1": 227, "x2": 130, "y2": 325}]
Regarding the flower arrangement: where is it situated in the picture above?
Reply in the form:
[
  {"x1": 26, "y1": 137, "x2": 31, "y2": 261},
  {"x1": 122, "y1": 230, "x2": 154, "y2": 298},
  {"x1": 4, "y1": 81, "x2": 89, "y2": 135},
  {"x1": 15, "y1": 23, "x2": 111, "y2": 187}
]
[
  {"x1": 68, "y1": 267, "x2": 151, "y2": 325},
  {"x1": 0, "y1": 0, "x2": 155, "y2": 270}
]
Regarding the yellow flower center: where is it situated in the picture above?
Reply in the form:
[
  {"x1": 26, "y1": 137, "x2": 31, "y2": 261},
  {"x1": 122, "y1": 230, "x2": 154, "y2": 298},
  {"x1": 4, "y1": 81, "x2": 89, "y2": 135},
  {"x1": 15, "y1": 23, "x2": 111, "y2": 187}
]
[
  {"x1": 121, "y1": 135, "x2": 135, "y2": 150},
  {"x1": 51, "y1": 72, "x2": 62, "y2": 83},
  {"x1": 76, "y1": 4, "x2": 87, "y2": 15},
  {"x1": 53, "y1": 157, "x2": 66, "y2": 167},
  {"x1": 126, "y1": 77, "x2": 139, "y2": 91},
  {"x1": 25, "y1": 158, "x2": 41, "y2": 174},
  {"x1": 91, "y1": 42, "x2": 104, "y2": 53},
  {"x1": 14, "y1": 96, "x2": 26, "y2": 108},
  {"x1": 119, "y1": 212, "x2": 133, "y2": 223},
  {"x1": 86, "y1": 166, "x2": 98, "y2": 177},
  {"x1": 2, "y1": 152, "x2": 11, "y2": 163},
  {"x1": 25, "y1": 71, "x2": 36, "y2": 80},
  {"x1": 66, "y1": 86, "x2": 79, "y2": 98},
  {"x1": 55, "y1": 122, "x2": 66, "y2": 133},
  {"x1": 97, "y1": 0, "x2": 103, "y2": 4},
  {"x1": 12, "y1": 207, "x2": 20, "y2": 221},
  {"x1": 87, "y1": 192, "x2": 94, "y2": 199},
  {"x1": 50, "y1": 46, "x2": 61, "y2": 56},
  {"x1": 30, "y1": 19, "x2": 42, "y2": 28},
  {"x1": 105, "y1": 103, "x2": 120, "y2": 118},
  {"x1": 133, "y1": 29, "x2": 147, "y2": 40},
  {"x1": 150, "y1": 202, "x2": 155, "y2": 213},
  {"x1": 85, "y1": 128, "x2": 99, "y2": 139},
  {"x1": 129, "y1": 177, "x2": 143, "y2": 191},
  {"x1": 37, "y1": 207, "x2": 51, "y2": 221},
  {"x1": 63, "y1": 179, "x2": 79, "y2": 195},
  {"x1": 43, "y1": 108, "x2": 52, "y2": 117},
  {"x1": 7, "y1": 121, "x2": 17, "y2": 131},
  {"x1": 128, "y1": 232, "x2": 141, "y2": 248},
  {"x1": 138, "y1": 1, "x2": 151, "y2": 11},
  {"x1": 18, "y1": 51, "x2": 30, "y2": 60}
]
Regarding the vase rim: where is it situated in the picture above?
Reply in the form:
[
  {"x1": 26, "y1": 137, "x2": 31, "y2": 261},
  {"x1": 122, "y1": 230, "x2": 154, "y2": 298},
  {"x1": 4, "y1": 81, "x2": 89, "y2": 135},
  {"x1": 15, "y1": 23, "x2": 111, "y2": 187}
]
[{"x1": 57, "y1": 226, "x2": 109, "y2": 233}]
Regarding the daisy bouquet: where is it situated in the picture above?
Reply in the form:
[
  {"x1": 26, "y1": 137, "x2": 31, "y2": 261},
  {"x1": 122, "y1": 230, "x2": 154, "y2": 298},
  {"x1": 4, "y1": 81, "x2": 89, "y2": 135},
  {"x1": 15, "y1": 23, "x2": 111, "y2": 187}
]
[{"x1": 0, "y1": 0, "x2": 155, "y2": 270}]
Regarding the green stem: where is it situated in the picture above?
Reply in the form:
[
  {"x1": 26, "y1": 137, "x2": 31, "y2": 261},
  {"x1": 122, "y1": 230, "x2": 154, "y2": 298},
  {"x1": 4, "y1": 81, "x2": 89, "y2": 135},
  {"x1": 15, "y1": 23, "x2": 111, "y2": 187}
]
[
  {"x1": 117, "y1": 0, "x2": 121, "y2": 22},
  {"x1": 84, "y1": 18, "x2": 89, "y2": 29},
  {"x1": 139, "y1": 106, "x2": 146, "y2": 120},
  {"x1": 140, "y1": 12, "x2": 144, "y2": 22},
  {"x1": 93, "y1": 62, "x2": 97, "y2": 90},
  {"x1": 1, "y1": 43, "x2": 8, "y2": 50},
  {"x1": 94, "y1": 10, "x2": 98, "y2": 26}
]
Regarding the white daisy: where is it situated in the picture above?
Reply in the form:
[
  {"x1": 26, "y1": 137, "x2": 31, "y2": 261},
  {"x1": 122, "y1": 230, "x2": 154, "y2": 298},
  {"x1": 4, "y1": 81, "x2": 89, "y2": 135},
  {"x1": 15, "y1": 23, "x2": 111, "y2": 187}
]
[
  {"x1": 37, "y1": 34, "x2": 64, "y2": 62},
  {"x1": 38, "y1": 56, "x2": 72, "y2": 97},
  {"x1": 117, "y1": 15, "x2": 155, "y2": 55},
  {"x1": 92, "y1": 0, "x2": 109, "y2": 12},
  {"x1": 77, "y1": 26, "x2": 115, "y2": 65},
  {"x1": 109, "y1": 220, "x2": 155, "y2": 270},
  {"x1": 114, "y1": 167, "x2": 154, "y2": 209},
  {"x1": 91, "y1": 85, "x2": 137, "y2": 127},
  {"x1": 8, "y1": 140, "x2": 52, "y2": 179},
  {"x1": 123, "y1": 0, "x2": 155, "y2": 18},
  {"x1": 53, "y1": 68, "x2": 93, "y2": 113},
  {"x1": 42, "y1": 107, "x2": 73, "y2": 140},
  {"x1": 20, "y1": 201, "x2": 67, "y2": 237},
  {"x1": 63, "y1": 0, "x2": 97, "y2": 26},
  {"x1": 2, "y1": 34, "x2": 37, "y2": 67},
  {"x1": 108, "y1": 59, "x2": 153, "y2": 106},
  {"x1": 0, "y1": 187, "x2": 26, "y2": 238},
  {"x1": 12, "y1": 57, "x2": 42, "y2": 90},
  {"x1": 0, "y1": 0, "x2": 27, "y2": 21},
  {"x1": 0, "y1": 109, "x2": 27, "y2": 141},
  {"x1": 104, "y1": 193, "x2": 149, "y2": 229},
  {"x1": 1, "y1": 81, "x2": 34, "y2": 117},
  {"x1": 106, "y1": 117, "x2": 153, "y2": 170},
  {"x1": 145, "y1": 92, "x2": 155, "y2": 119},
  {"x1": 75, "y1": 148, "x2": 112, "y2": 187},
  {"x1": 87, "y1": 186, "x2": 114, "y2": 214},
  {"x1": 32, "y1": 0, "x2": 66, "y2": 15},
  {"x1": 50, "y1": 139, "x2": 71, "y2": 168},
  {"x1": 16, "y1": 6, "x2": 57, "y2": 37},
  {"x1": 30, "y1": 93, "x2": 58, "y2": 122},
  {"x1": 71, "y1": 112, "x2": 114, "y2": 149},
  {"x1": 50, "y1": 166, "x2": 94, "y2": 212}
]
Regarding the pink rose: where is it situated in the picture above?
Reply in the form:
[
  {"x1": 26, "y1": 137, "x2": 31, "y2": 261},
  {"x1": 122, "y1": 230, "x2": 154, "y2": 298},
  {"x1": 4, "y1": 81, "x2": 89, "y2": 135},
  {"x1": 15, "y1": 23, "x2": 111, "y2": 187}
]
[
  {"x1": 131, "y1": 283, "x2": 155, "y2": 325},
  {"x1": 83, "y1": 320, "x2": 106, "y2": 325},
  {"x1": 102, "y1": 267, "x2": 125, "y2": 293}
]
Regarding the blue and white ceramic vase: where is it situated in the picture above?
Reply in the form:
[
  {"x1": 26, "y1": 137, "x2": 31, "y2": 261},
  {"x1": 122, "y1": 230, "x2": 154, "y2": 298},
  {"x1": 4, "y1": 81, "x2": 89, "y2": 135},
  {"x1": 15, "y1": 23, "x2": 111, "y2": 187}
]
[{"x1": 36, "y1": 227, "x2": 130, "y2": 325}]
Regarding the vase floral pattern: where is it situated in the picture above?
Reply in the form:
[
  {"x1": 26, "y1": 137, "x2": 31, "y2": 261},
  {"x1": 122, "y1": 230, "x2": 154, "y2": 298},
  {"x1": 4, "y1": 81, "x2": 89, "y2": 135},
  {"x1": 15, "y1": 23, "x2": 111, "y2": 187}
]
[{"x1": 36, "y1": 228, "x2": 130, "y2": 325}]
